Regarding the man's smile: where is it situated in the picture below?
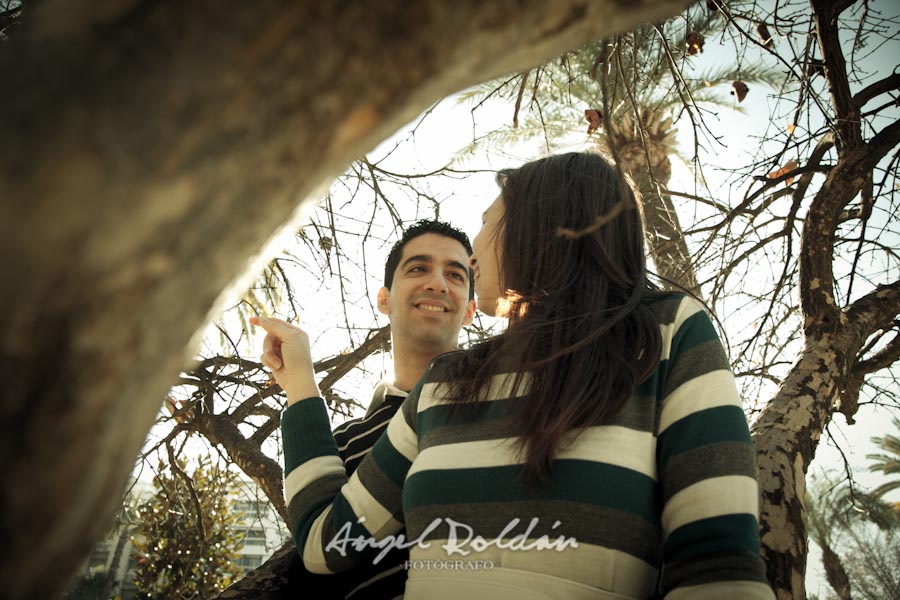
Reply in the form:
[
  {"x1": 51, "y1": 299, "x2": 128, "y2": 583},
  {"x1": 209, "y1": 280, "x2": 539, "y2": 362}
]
[{"x1": 415, "y1": 301, "x2": 449, "y2": 313}]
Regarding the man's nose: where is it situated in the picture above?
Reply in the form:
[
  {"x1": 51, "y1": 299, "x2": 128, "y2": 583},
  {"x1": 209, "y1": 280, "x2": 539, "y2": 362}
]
[{"x1": 423, "y1": 271, "x2": 449, "y2": 293}]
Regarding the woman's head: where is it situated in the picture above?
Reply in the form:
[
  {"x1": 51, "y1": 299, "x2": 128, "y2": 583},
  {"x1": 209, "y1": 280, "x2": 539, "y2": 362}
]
[
  {"x1": 456, "y1": 152, "x2": 663, "y2": 489},
  {"x1": 471, "y1": 152, "x2": 649, "y2": 319}
]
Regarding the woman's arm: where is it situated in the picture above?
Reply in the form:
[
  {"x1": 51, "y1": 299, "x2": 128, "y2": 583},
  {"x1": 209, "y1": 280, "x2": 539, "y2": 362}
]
[
  {"x1": 251, "y1": 315, "x2": 420, "y2": 573},
  {"x1": 282, "y1": 388, "x2": 420, "y2": 573},
  {"x1": 656, "y1": 298, "x2": 774, "y2": 599}
]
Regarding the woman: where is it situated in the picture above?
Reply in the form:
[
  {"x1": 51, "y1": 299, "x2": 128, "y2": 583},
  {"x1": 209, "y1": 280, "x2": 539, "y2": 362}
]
[{"x1": 255, "y1": 152, "x2": 774, "y2": 599}]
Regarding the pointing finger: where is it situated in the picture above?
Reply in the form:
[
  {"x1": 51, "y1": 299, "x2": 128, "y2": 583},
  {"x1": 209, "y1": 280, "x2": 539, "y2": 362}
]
[{"x1": 250, "y1": 316, "x2": 301, "y2": 338}]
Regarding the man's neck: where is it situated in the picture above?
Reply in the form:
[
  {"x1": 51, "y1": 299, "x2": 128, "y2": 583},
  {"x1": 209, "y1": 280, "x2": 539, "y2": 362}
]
[{"x1": 391, "y1": 340, "x2": 456, "y2": 391}]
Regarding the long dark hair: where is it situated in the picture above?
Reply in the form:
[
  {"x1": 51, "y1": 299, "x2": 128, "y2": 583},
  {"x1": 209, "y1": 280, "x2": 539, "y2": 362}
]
[{"x1": 445, "y1": 152, "x2": 663, "y2": 488}]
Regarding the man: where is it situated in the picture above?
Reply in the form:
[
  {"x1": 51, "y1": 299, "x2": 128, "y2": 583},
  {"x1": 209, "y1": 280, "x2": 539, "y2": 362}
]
[{"x1": 251, "y1": 219, "x2": 476, "y2": 598}]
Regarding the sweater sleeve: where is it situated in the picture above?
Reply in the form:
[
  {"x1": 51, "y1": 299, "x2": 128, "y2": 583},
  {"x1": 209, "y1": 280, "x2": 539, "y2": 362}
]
[
  {"x1": 657, "y1": 298, "x2": 774, "y2": 599},
  {"x1": 282, "y1": 382, "x2": 422, "y2": 574}
]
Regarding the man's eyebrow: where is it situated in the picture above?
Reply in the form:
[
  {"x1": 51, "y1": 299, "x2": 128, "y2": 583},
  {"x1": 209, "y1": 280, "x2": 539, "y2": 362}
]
[
  {"x1": 446, "y1": 260, "x2": 469, "y2": 277},
  {"x1": 400, "y1": 255, "x2": 469, "y2": 279},
  {"x1": 400, "y1": 254, "x2": 432, "y2": 269}
]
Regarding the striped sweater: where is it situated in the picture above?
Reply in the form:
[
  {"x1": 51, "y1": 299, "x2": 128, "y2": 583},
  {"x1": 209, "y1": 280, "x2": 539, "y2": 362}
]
[{"x1": 282, "y1": 295, "x2": 774, "y2": 599}]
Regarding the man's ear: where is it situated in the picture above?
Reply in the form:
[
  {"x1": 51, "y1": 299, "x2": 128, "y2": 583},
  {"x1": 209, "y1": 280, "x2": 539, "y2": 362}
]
[
  {"x1": 462, "y1": 299, "x2": 476, "y2": 326},
  {"x1": 377, "y1": 287, "x2": 392, "y2": 316}
]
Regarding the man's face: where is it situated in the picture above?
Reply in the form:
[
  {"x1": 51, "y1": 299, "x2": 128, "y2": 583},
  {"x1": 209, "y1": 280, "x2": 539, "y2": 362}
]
[{"x1": 378, "y1": 233, "x2": 476, "y2": 353}]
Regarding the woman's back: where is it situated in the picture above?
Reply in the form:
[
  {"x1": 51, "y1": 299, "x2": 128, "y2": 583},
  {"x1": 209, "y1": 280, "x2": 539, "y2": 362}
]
[{"x1": 323, "y1": 294, "x2": 770, "y2": 598}]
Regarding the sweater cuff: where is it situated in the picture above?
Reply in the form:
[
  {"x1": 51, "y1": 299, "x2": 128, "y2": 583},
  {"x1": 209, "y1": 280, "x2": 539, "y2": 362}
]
[{"x1": 281, "y1": 397, "x2": 339, "y2": 475}]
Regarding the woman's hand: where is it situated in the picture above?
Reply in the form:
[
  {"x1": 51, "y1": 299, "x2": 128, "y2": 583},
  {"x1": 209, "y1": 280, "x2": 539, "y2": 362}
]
[{"x1": 249, "y1": 316, "x2": 320, "y2": 405}]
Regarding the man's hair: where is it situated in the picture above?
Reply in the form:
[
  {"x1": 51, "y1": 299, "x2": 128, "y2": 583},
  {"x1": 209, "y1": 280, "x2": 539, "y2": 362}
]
[{"x1": 383, "y1": 219, "x2": 475, "y2": 300}]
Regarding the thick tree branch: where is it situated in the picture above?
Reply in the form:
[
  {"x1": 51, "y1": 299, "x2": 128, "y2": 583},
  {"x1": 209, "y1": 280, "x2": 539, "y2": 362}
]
[
  {"x1": 0, "y1": 1, "x2": 717, "y2": 597},
  {"x1": 845, "y1": 279, "x2": 900, "y2": 341},
  {"x1": 184, "y1": 413, "x2": 288, "y2": 523},
  {"x1": 318, "y1": 326, "x2": 391, "y2": 393},
  {"x1": 854, "y1": 329, "x2": 900, "y2": 376},
  {"x1": 799, "y1": 120, "x2": 900, "y2": 331},
  {"x1": 217, "y1": 542, "x2": 297, "y2": 600}
]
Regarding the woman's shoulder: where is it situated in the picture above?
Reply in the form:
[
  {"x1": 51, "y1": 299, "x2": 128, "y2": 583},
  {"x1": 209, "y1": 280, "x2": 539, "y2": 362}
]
[
  {"x1": 425, "y1": 341, "x2": 499, "y2": 382},
  {"x1": 425, "y1": 350, "x2": 464, "y2": 383},
  {"x1": 645, "y1": 293, "x2": 719, "y2": 344},
  {"x1": 645, "y1": 291, "x2": 701, "y2": 320}
]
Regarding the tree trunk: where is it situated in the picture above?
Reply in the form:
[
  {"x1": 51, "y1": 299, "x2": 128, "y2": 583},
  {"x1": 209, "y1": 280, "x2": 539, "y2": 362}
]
[
  {"x1": 218, "y1": 543, "x2": 296, "y2": 600},
  {"x1": 638, "y1": 186, "x2": 701, "y2": 297},
  {"x1": 101, "y1": 525, "x2": 132, "y2": 600},
  {"x1": 616, "y1": 137, "x2": 701, "y2": 297},
  {"x1": 0, "y1": 1, "x2": 691, "y2": 598},
  {"x1": 822, "y1": 543, "x2": 853, "y2": 600},
  {"x1": 752, "y1": 335, "x2": 839, "y2": 599}
]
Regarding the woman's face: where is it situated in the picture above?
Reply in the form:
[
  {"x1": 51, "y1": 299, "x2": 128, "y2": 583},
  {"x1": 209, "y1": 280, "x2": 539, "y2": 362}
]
[{"x1": 470, "y1": 195, "x2": 505, "y2": 317}]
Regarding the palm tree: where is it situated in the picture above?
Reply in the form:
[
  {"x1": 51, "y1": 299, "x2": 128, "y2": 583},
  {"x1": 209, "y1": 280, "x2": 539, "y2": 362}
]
[
  {"x1": 807, "y1": 456, "x2": 900, "y2": 600},
  {"x1": 867, "y1": 417, "x2": 900, "y2": 500},
  {"x1": 807, "y1": 473, "x2": 856, "y2": 600},
  {"x1": 460, "y1": 2, "x2": 781, "y2": 297}
]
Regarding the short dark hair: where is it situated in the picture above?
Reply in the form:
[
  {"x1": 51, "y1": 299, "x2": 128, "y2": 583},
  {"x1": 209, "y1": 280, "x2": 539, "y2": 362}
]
[{"x1": 383, "y1": 219, "x2": 475, "y2": 299}]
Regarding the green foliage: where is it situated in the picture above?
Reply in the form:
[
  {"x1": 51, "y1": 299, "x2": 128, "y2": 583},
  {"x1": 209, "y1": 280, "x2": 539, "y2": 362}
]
[{"x1": 131, "y1": 456, "x2": 243, "y2": 600}]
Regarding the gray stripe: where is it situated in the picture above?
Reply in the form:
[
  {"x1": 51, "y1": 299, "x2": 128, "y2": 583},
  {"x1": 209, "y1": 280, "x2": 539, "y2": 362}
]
[
  {"x1": 591, "y1": 392, "x2": 659, "y2": 431},
  {"x1": 406, "y1": 500, "x2": 662, "y2": 565},
  {"x1": 287, "y1": 472, "x2": 346, "y2": 532},
  {"x1": 420, "y1": 416, "x2": 521, "y2": 449},
  {"x1": 356, "y1": 455, "x2": 405, "y2": 522},
  {"x1": 650, "y1": 294, "x2": 685, "y2": 325},
  {"x1": 665, "y1": 338, "x2": 731, "y2": 397},
  {"x1": 664, "y1": 550, "x2": 769, "y2": 588},
  {"x1": 662, "y1": 442, "x2": 757, "y2": 500}
]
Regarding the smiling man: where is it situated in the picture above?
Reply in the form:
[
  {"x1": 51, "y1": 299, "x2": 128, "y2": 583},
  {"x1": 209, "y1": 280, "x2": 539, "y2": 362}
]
[
  {"x1": 256, "y1": 219, "x2": 476, "y2": 599},
  {"x1": 376, "y1": 223, "x2": 477, "y2": 392}
]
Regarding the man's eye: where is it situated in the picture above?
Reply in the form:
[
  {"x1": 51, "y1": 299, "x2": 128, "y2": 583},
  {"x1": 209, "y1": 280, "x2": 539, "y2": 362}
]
[
  {"x1": 409, "y1": 266, "x2": 425, "y2": 273},
  {"x1": 449, "y1": 272, "x2": 465, "y2": 282}
]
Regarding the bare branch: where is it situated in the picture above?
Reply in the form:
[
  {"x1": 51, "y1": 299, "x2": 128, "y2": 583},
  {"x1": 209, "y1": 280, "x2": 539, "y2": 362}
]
[
  {"x1": 852, "y1": 72, "x2": 900, "y2": 109},
  {"x1": 811, "y1": 0, "x2": 863, "y2": 152},
  {"x1": 800, "y1": 120, "x2": 900, "y2": 328},
  {"x1": 854, "y1": 329, "x2": 900, "y2": 376},
  {"x1": 317, "y1": 326, "x2": 391, "y2": 394}
]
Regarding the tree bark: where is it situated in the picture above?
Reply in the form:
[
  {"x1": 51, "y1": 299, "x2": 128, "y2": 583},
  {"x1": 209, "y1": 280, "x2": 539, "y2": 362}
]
[
  {"x1": 218, "y1": 543, "x2": 297, "y2": 600},
  {"x1": 616, "y1": 130, "x2": 701, "y2": 297},
  {"x1": 822, "y1": 543, "x2": 853, "y2": 600},
  {"x1": 0, "y1": 1, "x2": 692, "y2": 598},
  {"x1": 753, "y1": 333, "x2": 848, "y2": 599}
]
